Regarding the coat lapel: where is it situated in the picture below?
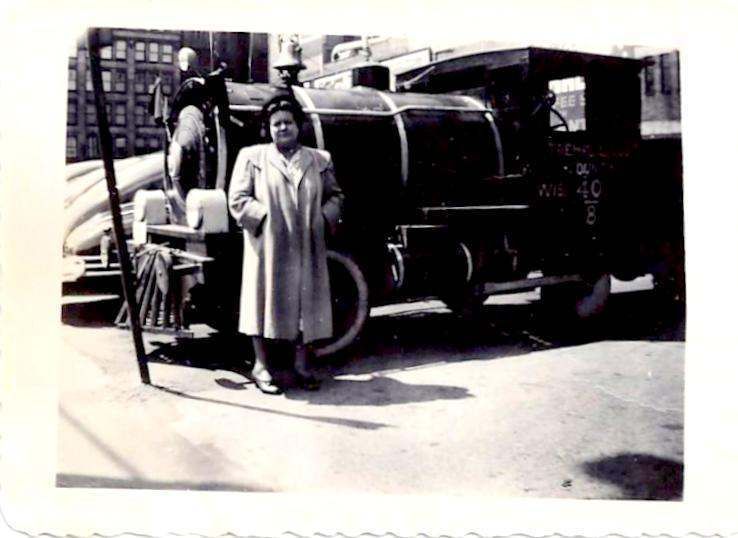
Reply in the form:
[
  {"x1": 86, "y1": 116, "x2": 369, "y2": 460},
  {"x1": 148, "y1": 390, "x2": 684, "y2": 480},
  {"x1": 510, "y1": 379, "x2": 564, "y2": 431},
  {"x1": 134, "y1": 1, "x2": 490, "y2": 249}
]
[
  {"x1": 266, "y1": 144, "x2": 290, "y2": 180},
  {"x1": 293, "y1": 148, "x2": 314, "y2": 191}
]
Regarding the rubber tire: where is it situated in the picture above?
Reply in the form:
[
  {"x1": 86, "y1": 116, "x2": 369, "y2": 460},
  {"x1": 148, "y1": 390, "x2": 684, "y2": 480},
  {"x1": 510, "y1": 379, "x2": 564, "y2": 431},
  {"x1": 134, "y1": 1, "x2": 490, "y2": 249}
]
[{"x1": 314, "y1": 251, "x2": 370, "y2": 358}]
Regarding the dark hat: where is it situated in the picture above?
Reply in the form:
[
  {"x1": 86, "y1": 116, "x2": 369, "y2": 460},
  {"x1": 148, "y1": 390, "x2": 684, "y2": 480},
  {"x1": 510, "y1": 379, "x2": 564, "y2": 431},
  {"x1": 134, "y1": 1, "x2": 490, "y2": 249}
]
[{"x1": 261, "y1": 93, "x2": 305, "y2": 126}]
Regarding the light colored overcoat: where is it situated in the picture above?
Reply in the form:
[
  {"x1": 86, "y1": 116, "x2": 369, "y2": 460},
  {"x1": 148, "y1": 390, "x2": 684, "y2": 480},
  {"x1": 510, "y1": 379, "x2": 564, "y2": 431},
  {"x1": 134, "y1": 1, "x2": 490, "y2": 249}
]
[{"x1": 228, "y1": 143, "x2": 343, "y2": 343}]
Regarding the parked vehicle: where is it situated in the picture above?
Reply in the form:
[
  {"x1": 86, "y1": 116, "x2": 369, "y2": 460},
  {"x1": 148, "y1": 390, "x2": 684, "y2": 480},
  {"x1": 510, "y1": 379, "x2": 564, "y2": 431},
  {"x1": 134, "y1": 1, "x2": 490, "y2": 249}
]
[{"x1": 109, "y1": 47, "x2": 682, "y2": 356}]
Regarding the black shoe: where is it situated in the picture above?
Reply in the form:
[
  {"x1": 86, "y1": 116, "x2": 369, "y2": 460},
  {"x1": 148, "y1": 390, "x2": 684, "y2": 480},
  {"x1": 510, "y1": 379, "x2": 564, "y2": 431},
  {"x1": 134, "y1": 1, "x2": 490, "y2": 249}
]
[{"x1": 295, "y1": 373, "x2": 321, "y2": 391}]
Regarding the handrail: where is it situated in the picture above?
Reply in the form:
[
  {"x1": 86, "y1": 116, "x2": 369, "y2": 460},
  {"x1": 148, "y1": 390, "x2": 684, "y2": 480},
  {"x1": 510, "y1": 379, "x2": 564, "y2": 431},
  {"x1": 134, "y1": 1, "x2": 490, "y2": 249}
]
[{"x1": 230, "y1": 103, "x2": 494, "y2": 117}]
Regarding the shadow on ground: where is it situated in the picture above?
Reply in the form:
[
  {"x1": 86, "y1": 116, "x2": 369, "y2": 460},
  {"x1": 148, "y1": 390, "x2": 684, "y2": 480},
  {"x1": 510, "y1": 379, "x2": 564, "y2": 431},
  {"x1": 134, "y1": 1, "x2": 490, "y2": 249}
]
[
  {"x1": 146, "y1": 332, "x2": 254, "y2": 373},
  {"x1": 582, "y1": 452, "x2": 683, "y2": 500},
  {"x1": 150, "y1": 384, "x2": 393, "y2": 429},
  {"x1": 285, "y1": 375, "x2": 472, "y2": 405},
  {"x1": 62, "y1": 288, "x2": 685, "y2": 391},
  {"x1": 61, "y1": 297, "x2": 122, "y2": 328},
  {"x1": 328, "y1": 288, "x2": 684, "y2": 377},
  {"x1": 56, "y1": 473, "x2": 271, "y2": 492}
]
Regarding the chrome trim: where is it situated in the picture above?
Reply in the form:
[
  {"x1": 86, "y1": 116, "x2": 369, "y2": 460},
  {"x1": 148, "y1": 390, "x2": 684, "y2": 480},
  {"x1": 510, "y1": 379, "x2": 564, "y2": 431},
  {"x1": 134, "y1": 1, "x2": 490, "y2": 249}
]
[
  {"x1": 376, "y1": 91, "x2": 409, "y2": 186},
  {"x1": 291, "y1": 86, "x2": 325, "y2": 149},
  {"x1": 229, "y1": 115, "x2": 245, "y2": 128},
  {"x1": 458, "y1": 241, "x2": 474, "y2": 283},
  {"x1": 387, "y1": 243, "x2": 405, "y2": 290},
  {"x1": 230, "y1": 103, "x2": 491, "y2": 117}
]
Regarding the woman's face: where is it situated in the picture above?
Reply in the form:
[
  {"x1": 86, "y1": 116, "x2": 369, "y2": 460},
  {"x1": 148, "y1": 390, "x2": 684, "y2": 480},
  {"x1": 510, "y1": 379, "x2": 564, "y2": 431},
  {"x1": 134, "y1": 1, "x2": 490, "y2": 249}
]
[{"x1": 269, "y1": 110, "x2": 299, "y2": 150}]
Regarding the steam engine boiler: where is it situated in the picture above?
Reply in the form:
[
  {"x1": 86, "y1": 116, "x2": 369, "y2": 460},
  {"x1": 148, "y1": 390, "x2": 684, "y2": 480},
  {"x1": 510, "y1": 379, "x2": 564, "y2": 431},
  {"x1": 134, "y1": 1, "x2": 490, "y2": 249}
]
[{"x1": 127, "y1": 48, "x2": 645, "y2": 356}]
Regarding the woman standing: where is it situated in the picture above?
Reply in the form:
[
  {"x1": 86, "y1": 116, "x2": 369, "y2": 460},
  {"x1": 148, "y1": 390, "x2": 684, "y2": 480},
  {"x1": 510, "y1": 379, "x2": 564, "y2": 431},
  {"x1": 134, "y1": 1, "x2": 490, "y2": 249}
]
[{"x1": 228, "y1": 96, "x2": 344, "y2": 394}]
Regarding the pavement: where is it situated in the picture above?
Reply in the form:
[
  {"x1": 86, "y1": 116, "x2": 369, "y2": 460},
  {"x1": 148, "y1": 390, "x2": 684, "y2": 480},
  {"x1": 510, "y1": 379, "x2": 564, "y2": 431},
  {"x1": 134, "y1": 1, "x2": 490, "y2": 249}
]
[{"x1": 57, "y1": 277, "x2": 685, "y2": 499}]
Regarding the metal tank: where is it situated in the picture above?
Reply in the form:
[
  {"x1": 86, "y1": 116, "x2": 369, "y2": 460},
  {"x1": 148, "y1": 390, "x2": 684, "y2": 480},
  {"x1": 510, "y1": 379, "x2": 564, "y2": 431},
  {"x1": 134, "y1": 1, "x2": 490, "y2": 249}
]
[
  {"x1": 221, "y1": 82, "x2": 527, "y2": 310},
  {"x1": 225, "y1": 82, "x2": 506, "y2": 223}
]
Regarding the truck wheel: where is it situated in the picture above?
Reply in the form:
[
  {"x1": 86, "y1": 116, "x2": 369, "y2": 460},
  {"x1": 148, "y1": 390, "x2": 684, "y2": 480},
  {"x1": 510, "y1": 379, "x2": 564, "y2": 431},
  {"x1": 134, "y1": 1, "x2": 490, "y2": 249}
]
[
  {"x1": 314, "y1": 251, "x2": 370, "y2": 358},
  {"x1": 540, "y1": 273, "x2": 611, "y2": 320},
  {"x1": 439, "y1": 241, "x2": 482, "y2": 317}
]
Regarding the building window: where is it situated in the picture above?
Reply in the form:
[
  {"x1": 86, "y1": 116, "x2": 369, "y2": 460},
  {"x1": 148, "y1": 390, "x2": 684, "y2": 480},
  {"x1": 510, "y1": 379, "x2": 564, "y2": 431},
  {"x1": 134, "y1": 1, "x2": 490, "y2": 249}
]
[
  {"x1": 101, "y1": 45, "x2": 112, "y2": 60},
  {"x1": 66, "y1": 136, "x2": 77, "y2": 159},
  {"x1": 102, "y1": 70, "x2": 112, "y2": 92},
  {"x1": 114, "y1": 136, "x2": 127, "y2": 158},
  {"x1": 68, "y1": 68, "x2": 77, "y2": 91},
  {"x1": 134, "y1": 71, "x2": 146, "y2": 94},
  {"x1": 67, "y1": 101, "x2": 77, "y2": 125},
  {"x1": 161, "y1": 44, "x2": 174, "y2": 64},
  {"x1": 644, "y1": 60, "x2": 656, "y2": 97},
  {"x1": 161, "y1": 72, "x2": 173, "y2": 95},
  {"x1": 114, "y1": 70, "x2": 127, "y2": 93},
  {"x1": 114, "y1": 103, "x2": 126, "y2": 126},
  {"x1": 87, "y1": 134, "x2": 99, "y2": 158},
  {"x1": 85, "y1": 70, "x2": 92, "y2": 92},
  {"x1": 115, "y1": 40, "x2": 127, "y2": 60},
  {"x1": 135, "y1": 137, "x2": 146, "y2": 155},
  {"x1": 86, "y1": 103, "x2": 97, "y2": 125},
  {"x1": 148, "y1": 136, "x2": 161, "y2": 150},
  {"x1": 134, "y1": 104, "x2": 146, "y2": 126},
  {"x1": 148, "y1": 42, "x2": 159, "y2": 63},
  {"x1": 659, "y1": 55, "x2": 673, "y2": 95},
  {"x1": 134, "y1": 41, "x2": 146, "y2": 61},
  {"x1": 106, "y1": 102, "x2": 112, "y2": 122}
]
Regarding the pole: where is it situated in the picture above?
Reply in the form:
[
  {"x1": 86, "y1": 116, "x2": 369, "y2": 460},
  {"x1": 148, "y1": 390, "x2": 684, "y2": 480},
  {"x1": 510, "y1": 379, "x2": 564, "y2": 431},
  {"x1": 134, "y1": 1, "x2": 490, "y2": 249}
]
[
  {"x1": 247, "y1": 33, "x2": 253, "y2": 82},
  {"x1": 209, "y1": 31, "x2": 215, "y2": 72},
  {"x1": 87, "y1": 28, "x2": 151, "y2": 384}
]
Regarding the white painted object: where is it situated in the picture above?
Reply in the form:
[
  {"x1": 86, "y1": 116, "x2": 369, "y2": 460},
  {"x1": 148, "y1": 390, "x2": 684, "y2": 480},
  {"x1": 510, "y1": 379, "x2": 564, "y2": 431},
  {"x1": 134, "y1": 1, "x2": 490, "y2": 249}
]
[
  {"x1": 132, "y1": 221, "x2": 148, "y2": 245},
  {"x1": 186, "y1": 189, "x2": 228, "y2": 233},
  {"x1": 133, "y1": 190, "x2": 168, "y2": 224}
]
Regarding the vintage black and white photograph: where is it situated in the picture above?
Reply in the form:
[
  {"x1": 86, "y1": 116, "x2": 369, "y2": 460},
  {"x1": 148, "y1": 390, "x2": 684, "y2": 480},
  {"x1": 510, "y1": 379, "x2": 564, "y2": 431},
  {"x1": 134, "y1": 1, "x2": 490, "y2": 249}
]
[
  {"x1": 56, "y1": 27, "x2": 686, "y2": 499},
  {"x1": 7, "y1": 1, "x2": 738, "y2": 535}
]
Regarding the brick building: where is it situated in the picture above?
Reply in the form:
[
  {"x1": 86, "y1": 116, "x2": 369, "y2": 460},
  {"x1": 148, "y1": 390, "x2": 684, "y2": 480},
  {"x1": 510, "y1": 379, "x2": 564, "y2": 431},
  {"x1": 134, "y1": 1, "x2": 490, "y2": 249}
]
[
  {"x1": 633, "y1": 50, "x2": 681, "y2": 138},
  {"x1": 66, "y1": 29, "x2": 268, "y2": 163},
  {"x1": 67, "y1": 32, "x2": 680, "y2": 163}
]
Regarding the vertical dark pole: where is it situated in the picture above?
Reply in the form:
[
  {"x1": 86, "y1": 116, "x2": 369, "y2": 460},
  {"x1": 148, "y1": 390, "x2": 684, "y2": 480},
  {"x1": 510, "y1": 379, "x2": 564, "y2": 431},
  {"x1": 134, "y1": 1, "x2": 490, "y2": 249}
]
[{"x1": 87, "y1": 28, "x2": 151, "y2": 384}]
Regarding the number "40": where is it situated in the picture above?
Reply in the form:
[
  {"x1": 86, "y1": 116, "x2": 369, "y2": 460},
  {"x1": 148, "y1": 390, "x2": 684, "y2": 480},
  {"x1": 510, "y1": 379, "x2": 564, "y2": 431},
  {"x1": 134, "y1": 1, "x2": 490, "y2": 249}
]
[
  {"x1": 576, "y1": 178, "x2": 603, "y2": 199},
  {"x1": 577, "y1": 179, "x2": 602, "y2": 226}
]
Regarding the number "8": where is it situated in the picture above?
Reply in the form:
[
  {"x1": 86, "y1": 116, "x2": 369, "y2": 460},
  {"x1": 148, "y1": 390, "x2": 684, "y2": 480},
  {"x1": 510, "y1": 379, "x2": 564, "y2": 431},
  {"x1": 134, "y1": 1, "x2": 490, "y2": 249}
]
[{"x1": 586, "y1": 204, "x2": 597, "y2": 225}]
